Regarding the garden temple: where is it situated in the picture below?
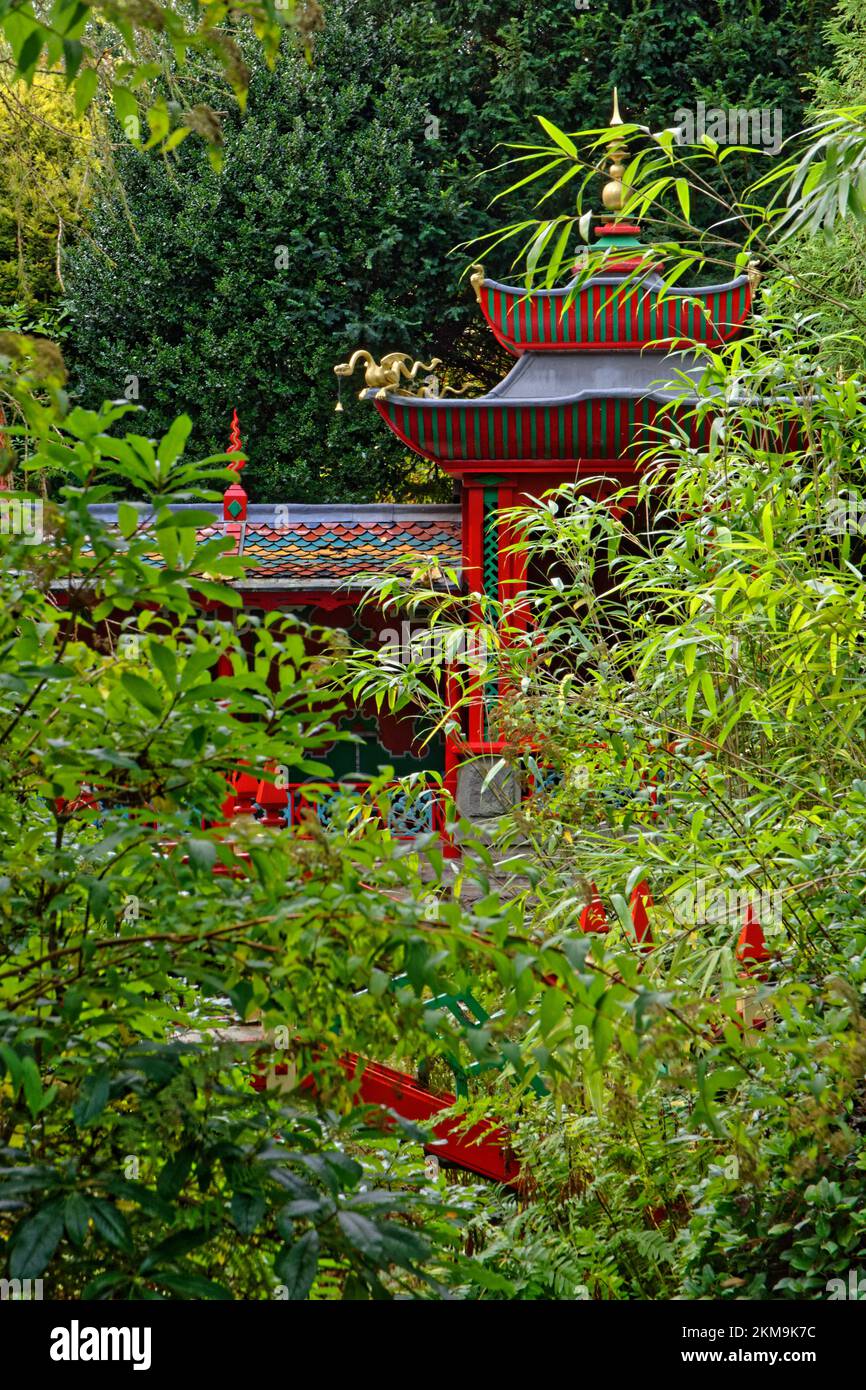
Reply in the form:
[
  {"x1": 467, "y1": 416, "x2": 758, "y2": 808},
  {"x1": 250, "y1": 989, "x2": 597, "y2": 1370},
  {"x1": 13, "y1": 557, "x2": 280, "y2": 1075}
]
[{"x1": 87, "y1": 102, "x2": 756, "y2": 836}]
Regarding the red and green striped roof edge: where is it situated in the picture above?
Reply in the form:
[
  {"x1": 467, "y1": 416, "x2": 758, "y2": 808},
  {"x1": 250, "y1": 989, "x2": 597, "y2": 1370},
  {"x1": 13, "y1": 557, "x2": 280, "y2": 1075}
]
[
  {"x1": 477, "y1": 274, "x2": 752, "y2": 355},
  {"x1": 373, "y1": 395, "x2": 802, "y2": 475},
  {"x1": 376, "y1": 395, "x2": 699, "y2": 473}
]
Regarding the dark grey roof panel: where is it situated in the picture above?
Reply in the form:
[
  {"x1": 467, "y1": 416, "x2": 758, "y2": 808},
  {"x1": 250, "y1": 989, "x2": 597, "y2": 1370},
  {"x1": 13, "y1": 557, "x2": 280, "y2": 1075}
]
[{"x1": 487, "y1": 350, "x2": 710, "y2": 401}]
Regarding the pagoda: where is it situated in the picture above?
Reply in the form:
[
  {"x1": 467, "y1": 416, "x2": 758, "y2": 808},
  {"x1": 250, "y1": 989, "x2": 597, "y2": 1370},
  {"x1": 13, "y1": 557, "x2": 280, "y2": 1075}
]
[
  {"x1": 346, "y1": 95, "x2": 755, "y2": 815},
  {"x1": 78, "y1": 97, "x2": 756, "y2": 836}
]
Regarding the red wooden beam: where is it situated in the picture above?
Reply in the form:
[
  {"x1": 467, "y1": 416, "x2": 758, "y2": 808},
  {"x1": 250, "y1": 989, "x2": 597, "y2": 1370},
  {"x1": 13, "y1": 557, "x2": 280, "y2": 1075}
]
[
  {"x1": 336, "y1": 1054, "x2": 520, "y2": 1186},
  {"x1": 252, "y1": 1051, "x2": 520, "y2": 1186}
]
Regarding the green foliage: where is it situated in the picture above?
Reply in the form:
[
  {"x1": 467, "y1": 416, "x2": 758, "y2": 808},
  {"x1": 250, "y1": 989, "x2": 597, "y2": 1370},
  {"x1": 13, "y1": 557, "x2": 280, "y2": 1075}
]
[
  {"x1": 415, "y1": 0, "x2": 833, "y2": 261},
  {"x1": 62, "y1": 12, "x2": 469, "y2": 502},
  {"x1": 8, "y1": 7, "x2": 866, "y2": 1304},
  {"x1": 457, "y1": 1110, "x2": 683, "y2": 1300},
  {"x1": 0, "y1": 372, "x2": 526, "y2": 1298},
  {"x1": 0, "y1": 66, "x2": 97, "y2": 314},
  {"x1": 0, "y1": 0, "x2": 300, "y2": 164},
  {"x1": 778, "y1": 0, "x2": 866, "y2": 371}
]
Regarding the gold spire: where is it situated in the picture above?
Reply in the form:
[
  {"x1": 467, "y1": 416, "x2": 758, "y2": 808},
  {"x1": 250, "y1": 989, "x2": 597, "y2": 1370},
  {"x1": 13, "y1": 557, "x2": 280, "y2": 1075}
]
[{"x1": 602, "y1": 87, "x2": 629, "y2": 214}]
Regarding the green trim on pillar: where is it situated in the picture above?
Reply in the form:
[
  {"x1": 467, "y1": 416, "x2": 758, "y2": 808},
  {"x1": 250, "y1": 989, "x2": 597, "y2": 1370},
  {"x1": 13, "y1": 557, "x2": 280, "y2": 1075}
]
[
  {"x1": 482, "y1": 486, "x2": 499, "y2": 601},
  {"x1": 482, "y1": 486, "x2": 500, "y2": 739}
]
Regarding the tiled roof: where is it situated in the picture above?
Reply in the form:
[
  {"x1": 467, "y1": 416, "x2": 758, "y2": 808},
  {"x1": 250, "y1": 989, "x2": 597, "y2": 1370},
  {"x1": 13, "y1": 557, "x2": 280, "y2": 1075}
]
[
  {"x1": 242, "y1": 518, "x2": 461, "y2": 583},
  {"x1": 87, "y1": 504, "x2": 462, "y2": 589}
]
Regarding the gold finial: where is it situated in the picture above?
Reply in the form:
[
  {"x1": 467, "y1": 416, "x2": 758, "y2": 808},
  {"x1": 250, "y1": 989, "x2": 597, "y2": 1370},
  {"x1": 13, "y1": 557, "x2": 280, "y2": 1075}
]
[
  {"x1": 469, "y1": 264, "x2": 485, "y2": 304},
  {"x1": 602, "y1": 87, "x2": 629, "y2": 214}
]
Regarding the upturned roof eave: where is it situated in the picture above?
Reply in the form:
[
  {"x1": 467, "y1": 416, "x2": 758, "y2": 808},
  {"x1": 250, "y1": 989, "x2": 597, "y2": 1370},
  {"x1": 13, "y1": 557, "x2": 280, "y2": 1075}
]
[
  {"x1": 362, "y1": 386, "x2": 702, "y2": 409},
  {"x1": 478, "y1": 271, "x2": 751, "y2": 299}
]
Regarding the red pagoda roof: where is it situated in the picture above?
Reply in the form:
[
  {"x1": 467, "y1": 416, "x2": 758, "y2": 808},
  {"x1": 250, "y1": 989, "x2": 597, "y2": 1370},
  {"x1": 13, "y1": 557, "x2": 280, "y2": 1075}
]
[
  {"x1": 374, "y1": 388, "x2": 708, "y2": 479},
  {"x1": 477, "y1": 271, "x2": 752, "y2": 355},
  {"x1": 364, "y1": 345, "x2": 716, "y2": 479}
]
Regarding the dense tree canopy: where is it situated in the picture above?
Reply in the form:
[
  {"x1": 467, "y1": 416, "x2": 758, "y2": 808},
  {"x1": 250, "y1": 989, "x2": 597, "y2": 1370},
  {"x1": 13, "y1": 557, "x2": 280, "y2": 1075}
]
[{"x1": 63, "y1": 6, "x2": 470, "y2": 503}]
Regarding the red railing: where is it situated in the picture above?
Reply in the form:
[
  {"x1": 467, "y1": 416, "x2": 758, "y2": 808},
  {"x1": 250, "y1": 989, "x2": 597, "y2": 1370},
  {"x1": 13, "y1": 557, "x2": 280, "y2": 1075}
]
[{"x1": 224, "y1": 769, "x2": 448, "y2": 842}]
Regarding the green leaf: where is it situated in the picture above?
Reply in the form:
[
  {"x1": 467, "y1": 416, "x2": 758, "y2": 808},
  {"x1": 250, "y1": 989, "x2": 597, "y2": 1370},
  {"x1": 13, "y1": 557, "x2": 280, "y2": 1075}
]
[
  {"x1": 279, "y1": 1197, "x2": 325, "y2": 1219},
  {"x1": 0, "y1": 1043, "x2": 22, "y2": 1092},
  {"x1": 10, "y1": 1205, "x2": 64, "y2": 1278},
  {"x1": 685, "y1": 673, "x2": 700, "y2": 726},
  {"x1": 20, "y1": 1056, "x2": 43, "y2": 1118},
  {"x1": 539, "y1": 985, "x2": 567, "y2": 1037},
  {"x1": 323, "y1": 1151, "x2": 364, "y2": 1188},
  {"x1": 112, "y1": 84, "x2": 139, "y2": 138},
  {"x1": 228, "y1": 980, "x2": 254, "y2": 1019},
  {"x1": 157, "y1": 415, "x2": 192, "y2": 468},
  {"x1": 373, "y1": 1220, "x2": 430, "y2": 1269},
  {"x1": 675, "y1": 177, "x2": 691, "y2": 223},
  {"x1": 536, "y1": 115, "x2": 578, "y2": 159},
  {"x1": 275, "y1": 1229, "x2": 319, "y2": 1300},
  {"x1": 337, "y1": 1211, "x2": 386, "y2": 1261},
  {"x1": 163, "y1": 127, "x2": 191, "y2": 152},
  {"x1": 73, "y1": 1068, "x2": 110, "y2": 1127},
  {"x1": 230, "y1": 1191, "x2": 267, "y2": 1236},
  {"x1": 74, "y1": 65, "x2": 98, "y2": 116},
  {"x1": 17, "y1": 29, "x2": 43, "y2": 79},
  {"x1": 157, "y1": 1150, "x2": 194, "y2": 1200},
  {"x1": 118, "y1": 502, "x2": 140, "y2": 539},
  {"x1": 700, "y1": 670, "x2": 717, "y2": 715},
  {"x1": 761, "y1": 502, "x2": 774, "y2": 550},
  {"x1": 120, "y1": 671, "x2": 163, "y2": 715},
  {"x1": 186, "y1": 837, "x2": 217, "y2": 870},
  {"x1": 592, "y1": 1012, "x2": 614, "y2": 1066},
  {"x1": 149, "y1": 641, "x2": 177, "y2": 690},
  {"x1": 90, "y1": 1200, "x2": 133, "y2": 1253},
  {"x1": 62, "y1": 38, "x2": 84, "y2": 80},
  {"x1": 64, "y1": 1194, "x2": 92, "y2": 1249}
]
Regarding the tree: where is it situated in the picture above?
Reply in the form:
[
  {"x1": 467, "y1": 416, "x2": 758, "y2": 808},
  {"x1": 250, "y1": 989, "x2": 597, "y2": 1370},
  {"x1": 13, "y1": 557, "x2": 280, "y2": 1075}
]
[
  {"x1": 62, "y1": 8, "x2": 470, "y2": 502},
  {"x1": 0, "y1": 64, "x2": 97, "y2": 320},
  {"x1": 0, "y1": 0, "x2": 302, "y2": 164}
]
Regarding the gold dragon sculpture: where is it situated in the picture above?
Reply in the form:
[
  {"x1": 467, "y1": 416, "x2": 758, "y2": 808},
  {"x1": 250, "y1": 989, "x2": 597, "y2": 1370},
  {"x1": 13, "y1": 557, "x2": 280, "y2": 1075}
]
[
  {"x1": 333, "y1": 349, "x2": 475, "y2": 401},
  {"x1": 334, "y1": 350, "x2": 442, "y2": 399}
]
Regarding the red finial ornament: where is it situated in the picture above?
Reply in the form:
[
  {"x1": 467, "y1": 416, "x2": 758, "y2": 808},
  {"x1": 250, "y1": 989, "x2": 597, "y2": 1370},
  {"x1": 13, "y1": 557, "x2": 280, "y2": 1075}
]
[
  {"x1": 737, "y1": 904, "x2": 771, "y2": 977},
  {"x1": 579, "y1": 882, "x2": 609, "y2": 934},
  {"x1": 630, "y1": 879, "x2": 654, "y2": 948},
  {"x1": 223, "y1": 409, "x2": 248, "y2": 528},
  {"x1": 228, "y1": 408, "x2": 244, "y2": 471},
  {"x1": 736, "y1": 904, "x2": 772, "y2": 1031}
]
